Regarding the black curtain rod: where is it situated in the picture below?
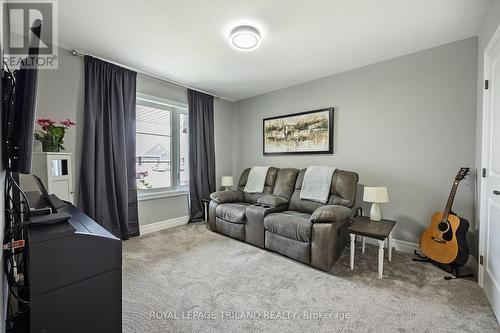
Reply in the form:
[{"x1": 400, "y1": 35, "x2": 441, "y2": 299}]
[{"x1": 70, "y1": 49, "x2": 221, "y2": 99}]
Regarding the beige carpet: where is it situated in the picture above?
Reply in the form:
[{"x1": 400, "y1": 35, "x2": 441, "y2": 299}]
[{"x1": 122, "y1": 223, "x2": 498, "y2": 332}]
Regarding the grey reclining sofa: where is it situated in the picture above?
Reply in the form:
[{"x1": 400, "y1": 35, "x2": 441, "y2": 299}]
[{"x1": 208, "y1": 167, "x2": 359, "y2": 274}]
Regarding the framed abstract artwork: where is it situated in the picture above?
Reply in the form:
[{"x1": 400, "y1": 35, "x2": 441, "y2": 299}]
[{"x1": 263, "y1": 107, "x2": 334, "y2": 155}]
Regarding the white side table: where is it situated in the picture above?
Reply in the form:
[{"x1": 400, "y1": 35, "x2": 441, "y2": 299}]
[{"x1": 348, "y1": 216, "x2": 396, "y2": 279}]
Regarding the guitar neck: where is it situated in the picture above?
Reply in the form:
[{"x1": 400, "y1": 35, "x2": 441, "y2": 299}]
[{"x1": 442, "y1": 181, "x2": 459, "y2": 221}]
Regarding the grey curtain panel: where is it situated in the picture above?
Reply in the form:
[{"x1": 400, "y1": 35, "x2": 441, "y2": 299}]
[
  {"x1": 188, "y1": 89, "x2": 216, "y2": 222},
  {"x1": 79, "y1": 56, "x2": 139, "y2": 239}
]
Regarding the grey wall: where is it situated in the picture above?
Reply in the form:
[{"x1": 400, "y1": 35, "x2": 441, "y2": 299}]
[
  {"x1": 475, "y1": 2, "x2": 500, "y2": 260},
  {"x1": 232, "y1": 38, "x2": 478, "y2": 253},
  {"x1": 30, "y1": 45, "x2": 85, "y2": 195},
  {"x1": 31, "y1": 47, "x2": 234, "y2": 227}
]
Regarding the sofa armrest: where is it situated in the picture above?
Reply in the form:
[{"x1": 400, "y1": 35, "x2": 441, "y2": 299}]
[
  {"x1": 311, "y1": 217, "x2": 349, "y2": 273},
  {"x1": 209, "y1": 190, "x2": 243, "y2": 204},
  {"x1": 311, "y1": 205, "x2": 352, "y2": 223},
  {"x1": 257, "y1": 194, "x2": 289, "y2": 207}
]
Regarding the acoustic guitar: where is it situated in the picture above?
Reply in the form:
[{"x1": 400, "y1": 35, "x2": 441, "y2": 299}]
[{"x1": 419, "y1": 168, "x2": 470, "y2": 265}]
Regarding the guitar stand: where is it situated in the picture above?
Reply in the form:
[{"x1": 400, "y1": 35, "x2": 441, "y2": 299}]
[
  {"x1": 412, "y1": 251, "x2": 430, "y2": 262},
  {"x1": 413, "y1": 250, "x2": 474, "y2": 280}
]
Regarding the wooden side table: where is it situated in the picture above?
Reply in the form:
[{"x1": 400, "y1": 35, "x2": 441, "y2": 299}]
[
  {"x1": 348, "y1": 216, "x2": 396, "y2": 279},
  {"x1": 201, "y1": 198, "x2": 211, "y2": 223}
]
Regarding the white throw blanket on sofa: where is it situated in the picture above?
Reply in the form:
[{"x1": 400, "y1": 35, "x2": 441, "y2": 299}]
[
  {"x1": 244, "y1": 166, "x2": 270, "y2": 193},
  {"x1": 300, "y1": 166, "x2": 336, "y2": 204}
]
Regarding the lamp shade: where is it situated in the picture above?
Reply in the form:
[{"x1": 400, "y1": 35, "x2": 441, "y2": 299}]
[
  {"x1": 221, "y1": 176, "x2": 234, "y2": 187},
  {"x1": 363, "y1": 186, "x2": 389, "y2": 203}
]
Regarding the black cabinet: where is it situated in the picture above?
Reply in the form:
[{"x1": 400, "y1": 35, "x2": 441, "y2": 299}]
[{"x1": 26, "y1": 203, "x2": 122, "y2": 333}]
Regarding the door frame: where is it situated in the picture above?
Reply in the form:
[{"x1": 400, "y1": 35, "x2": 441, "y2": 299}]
[{"x1": 479, "y1": 24, "x2": 500, "y2": 288}]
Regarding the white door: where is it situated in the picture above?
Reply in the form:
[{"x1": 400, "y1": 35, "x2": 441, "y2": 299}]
[{"x1": 481, "y1": 32, "x2": 500, "y2": 322}]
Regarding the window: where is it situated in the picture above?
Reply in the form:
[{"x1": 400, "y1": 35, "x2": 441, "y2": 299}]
[{"x1": 136, "y1": 94, "x2": 188, "y2": 195}]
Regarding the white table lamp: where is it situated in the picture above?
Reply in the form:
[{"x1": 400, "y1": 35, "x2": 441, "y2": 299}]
[
  {"x1": 221, "y1": 176, "x2": 234, "y2": 191},
  {"x1": 363, "y1": 187, "x2": 389, "y2": 221}
]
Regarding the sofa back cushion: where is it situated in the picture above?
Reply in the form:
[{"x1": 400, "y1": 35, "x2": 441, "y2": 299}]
[
  {"x1": 329, "y1": 169, "x2": 359, "y2": 207},
  {"x1": 237, "y1": 167, "x2": 279, "y2": 203},
  {"x1": 272, "y1": 168, "x2": 300, "y2": 199},
  {"x1": 289, "y1": 168, "x2": 359, "y2": 213}
]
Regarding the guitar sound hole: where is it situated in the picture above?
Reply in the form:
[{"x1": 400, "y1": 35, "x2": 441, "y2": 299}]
[
  {"x1": 442, "y1": 227, "x2": 453, "y2": 241},
  {"x1": 438, "y1": 222, "x2": 448, "y2": 232}
]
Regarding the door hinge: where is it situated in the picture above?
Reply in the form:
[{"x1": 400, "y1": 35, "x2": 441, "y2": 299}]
[
  {"x1": 485, "y1": 80, "x2": 489, "y2": 89},
  {"x1": 480, "y1": 255, "x2": 484, "y2": 265},
  {"x1": 483, "y1": 168, "x2": 487, "y2": 178}
]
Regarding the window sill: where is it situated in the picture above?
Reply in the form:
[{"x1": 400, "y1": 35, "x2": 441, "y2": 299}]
[{"x1": 137, "y1": 189, "x2": 188, "y2": 201}]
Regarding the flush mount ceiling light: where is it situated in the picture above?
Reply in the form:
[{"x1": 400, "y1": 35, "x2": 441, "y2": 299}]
[{"x1": 229, "y1": 25, "x2": 261, "y2": 51}]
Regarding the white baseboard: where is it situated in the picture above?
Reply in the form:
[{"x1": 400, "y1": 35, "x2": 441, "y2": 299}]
[
  {"x1": 361, "y1": 237, "x2": 479, "y2": 275},
  {"x1": 391, "y1": 239, "x2": 419, "y2": 253},
  {"x1": 139, "y1": 215, "x2": 189, "y2": 235},
  {"x1": 361, "y1": 236, "x2": 418, "y2": 254}
]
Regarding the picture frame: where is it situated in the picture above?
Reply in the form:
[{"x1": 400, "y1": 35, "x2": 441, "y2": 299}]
[{"x1": 263, "y1": 107, "x2": 334, "y2": 155}]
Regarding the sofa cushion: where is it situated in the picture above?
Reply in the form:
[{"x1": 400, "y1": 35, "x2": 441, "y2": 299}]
[
  {"x1": 265, "y1": 231, "x2": 310, "y2": 265},
  {"x1": 289, "y1": 169, "x2": 359, "y2": 213},
  {"x1": 216, "y1": 218, "x2": 245, "y2": 240},
  {"x1": 257, "y1": 194, "x2": 289, "y2": 207},
  {"x1": 288, "y1": 170, "x2": 324, "y2": 213},
  {"x1": 216, "y1": 202, "x2": 251, "y2": 224},
  {"x1": 264, "y1": 211, "x2": 312, "y2": 242},
  {"x1": 272, "y1": 168, "x2": 299, "y2": 199},
  {"x1": 237, "y1": 167, "x2": 279, "y2": 204},
  {"x1": 329, "y1": 170, "x2": 359, "y2": 207}
]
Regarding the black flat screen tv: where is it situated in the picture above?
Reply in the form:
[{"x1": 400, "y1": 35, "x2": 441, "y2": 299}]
[{"x1": 3, "y1": 19, "x2": 42, "y2": 174}]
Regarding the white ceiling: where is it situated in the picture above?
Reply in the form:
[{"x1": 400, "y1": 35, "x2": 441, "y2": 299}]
[{"x1": 57, "y1": 0, "x2": 493, "y2": 101}]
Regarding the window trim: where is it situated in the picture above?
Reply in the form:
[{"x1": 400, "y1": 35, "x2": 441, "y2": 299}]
[
  {"x1": 137, "y1": 189, "x2": 188, "y2": 201},
  {"x1": 137, "y1": 93, "x2": 187, "y2": 109},
  {"x1": 176, "y1": 109, "x2": 189, "y2": 189},
  {"x1": 136, "y1": 93, "x2": 188, "y2": 198}
]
